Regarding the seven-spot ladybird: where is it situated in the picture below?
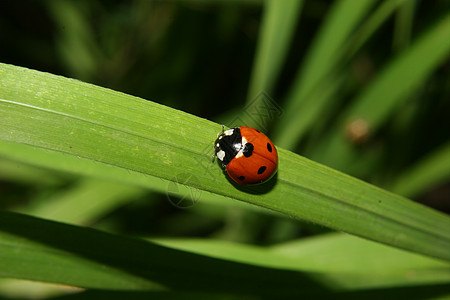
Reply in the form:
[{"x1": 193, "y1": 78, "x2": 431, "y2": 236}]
[{"x1": 214, "y1": 126, "x2": 278, "y2": 185}]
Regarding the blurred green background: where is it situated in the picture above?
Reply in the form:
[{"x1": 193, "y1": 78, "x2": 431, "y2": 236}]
[{"x1": 0, "y1": 0, "x2": 449, "y2": 297}]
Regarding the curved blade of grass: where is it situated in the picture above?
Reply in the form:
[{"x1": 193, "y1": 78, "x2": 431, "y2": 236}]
[
  {"x1": 10, "y1": 285, "x2": 263, "y2": 300},
  {"x1": 311, "y1": 14, "x2": 450, "y2": 171},
  {"x1": 274, "y1": 0, "x2": 377, "y2": 148},
  {"x1": 28, "y1": 285, "x2": 450, "y2": 300},
  {"x1": 1, "y1": 213, "x2": 448, "y2": 293},
  {"x1": 153, "y1": 233, "x2": 450, "y2": 290},
  {"x1": 52, "y1": 290, "x2": 246, "y2": 300},
  {"x1": 1, "y1": 63, "x2": 450, "y2": 261},
  {"x1": 0, "y1": 211, "x2": 323, "y2": 295},
  {"x1": 243, "y1": 0, "x2": 303, "y2": 127}
]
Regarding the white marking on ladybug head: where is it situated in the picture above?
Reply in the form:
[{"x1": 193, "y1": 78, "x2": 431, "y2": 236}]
[
  {"x1": 216, "y1": 150, "x2": 225, "y2": 161},
  {"x1": 224, "y1": 129, "x2": 234, "y2": 136},
  {"x1": 235, "y1": 149, "x2": 244, "y2": 158},
  {"x1": 234, "y1": 137, "x2": 247, "y2": 158}
]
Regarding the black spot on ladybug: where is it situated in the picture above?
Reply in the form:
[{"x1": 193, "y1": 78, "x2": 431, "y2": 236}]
[
  {"x1": 238, "y1": 176, "x2": 245, "y2": 181},
  {"x1": 267, "y1": 143, "x2": 272, "y2": 152},
  {"x1": 258, "y1": 166, "x2": 267, "y2": 174},
  {"x1": 255, "y1": 129, "x2": 261, "y2": 133},
  {"x1": 243, "y1": 143, "x2": 254, "y2": 157}
]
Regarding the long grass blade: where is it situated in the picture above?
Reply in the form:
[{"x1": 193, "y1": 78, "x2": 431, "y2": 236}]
[{"x1": 1, "y1": 63, "x2": 449, "y2": 261}]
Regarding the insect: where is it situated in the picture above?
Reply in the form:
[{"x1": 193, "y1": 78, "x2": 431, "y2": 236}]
[{"x1": 214, "y1": 126, "x2": 278, "y2": 185}]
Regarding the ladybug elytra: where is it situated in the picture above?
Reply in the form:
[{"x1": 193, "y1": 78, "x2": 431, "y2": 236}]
[{"x1": 214, "y1": 126, "x2": 278, "y2": 185}]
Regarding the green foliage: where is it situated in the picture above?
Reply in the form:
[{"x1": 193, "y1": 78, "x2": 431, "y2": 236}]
[{"x1": 0, "y1": 0, "x2": 449, "y2": 298}]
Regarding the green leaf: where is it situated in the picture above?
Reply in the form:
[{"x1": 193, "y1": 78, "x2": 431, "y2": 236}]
[
  {"x1": 0, "y1": 212, "x2": 318, "y2": 295},
  {"x1": 154, "y1": 233, "x2": 450, "y2": 290},
  {"x1": 1, "y1": 63, "x2": 450, "y2": 261},
  {"x1": 1, "y1": 213, "x2": 448, "y2": 294}
]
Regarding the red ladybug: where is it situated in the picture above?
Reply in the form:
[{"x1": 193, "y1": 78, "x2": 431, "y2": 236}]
[{"x1": 214, "y1": 126, "x2": 278, "y2": 185}]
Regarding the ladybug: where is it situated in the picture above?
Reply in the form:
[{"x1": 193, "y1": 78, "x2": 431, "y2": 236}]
[{"x1": 214, "y1": 126, "x2": 278, "y2": 185}]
